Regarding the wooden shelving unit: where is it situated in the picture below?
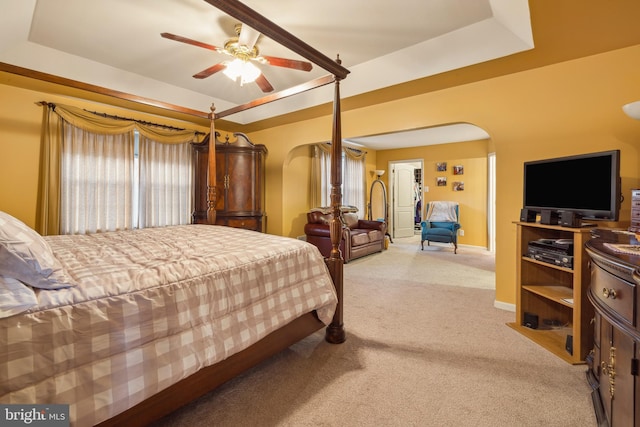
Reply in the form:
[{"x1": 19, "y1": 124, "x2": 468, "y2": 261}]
[{"x1": 507, "y1": 222, "x2": 595, "y2": 364}]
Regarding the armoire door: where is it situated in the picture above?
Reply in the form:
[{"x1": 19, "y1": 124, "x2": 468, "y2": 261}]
[
  {"x1": 225, "y1": 150, "x2": 257, "y2": 213},
  {"x1": 214, "y1": 150, "x2": 226, "y2": 212}
]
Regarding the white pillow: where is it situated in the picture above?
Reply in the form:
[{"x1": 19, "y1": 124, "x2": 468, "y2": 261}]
[
  {"x1": 0, "y1": 274, "x2": 38, "y2": 318},
  {"x1": 0, "y1": 211, "x2": 75, "y2": 289}
]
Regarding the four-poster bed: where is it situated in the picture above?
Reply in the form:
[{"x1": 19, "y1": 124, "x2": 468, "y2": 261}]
[
  {"x1": 95, "y1": 0, "x2": 351, "y2": 418},
  {"x1": 0, "y1": 1, "x2": 350, "y2": 426},
  {"x1": 200, "y1": 0, "x2": 350, "y2": 347}
]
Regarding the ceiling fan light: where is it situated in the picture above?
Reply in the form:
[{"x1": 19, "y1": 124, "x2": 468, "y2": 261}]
[{"x1": 223, "y1": 58, "x2": 261, "y2": 85}]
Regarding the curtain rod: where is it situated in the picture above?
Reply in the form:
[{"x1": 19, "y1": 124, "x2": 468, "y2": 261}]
[
  {"x1": 36, "y1": 101, "x2": 205, "y2": 135},
  {"x1": 324, "y1": 141, "x2": 367, "y2": 154}
]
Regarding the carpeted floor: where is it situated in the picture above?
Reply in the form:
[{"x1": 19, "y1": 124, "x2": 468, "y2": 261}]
[{"x1": 153, "y1": 236, "x2": 596, "y2": 427}]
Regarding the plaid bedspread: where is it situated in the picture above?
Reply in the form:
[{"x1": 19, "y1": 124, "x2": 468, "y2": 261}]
[{"x1": 0, "y1": 225, "x2": 337, "y2": 426}]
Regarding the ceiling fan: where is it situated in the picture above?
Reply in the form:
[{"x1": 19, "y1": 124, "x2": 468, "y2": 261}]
[{"x1": 161, "y1": 24, "x2": 313, "y2": 93}]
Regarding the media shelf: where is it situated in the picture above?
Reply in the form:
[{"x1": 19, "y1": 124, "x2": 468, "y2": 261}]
[{"x1": 507, "y1": 222, "x2": 594, "y2": 364}]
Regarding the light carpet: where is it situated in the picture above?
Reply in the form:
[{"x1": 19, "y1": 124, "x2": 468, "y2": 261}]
[{"x1": 153, "y1": 236, "x2": 596, "y2": 427}]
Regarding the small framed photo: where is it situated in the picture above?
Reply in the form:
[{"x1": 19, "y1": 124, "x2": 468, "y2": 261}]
[
  {"x1": 436, "y1": 162, "x2": 447, "y2": 172},
  {"x1": 453, "y1": 165, "x2": 464, "y2": 175},
  {"x1": 436, "y1": 176, "x2": 447, "y2": 186},
  {"x1": 452, "y1": 181, "x2": 464, "y2": 191}
]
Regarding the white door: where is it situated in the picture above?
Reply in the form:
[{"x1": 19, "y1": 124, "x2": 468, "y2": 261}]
[{"x1": 393, "y1": 163, "x2": 416, "y2": 238}]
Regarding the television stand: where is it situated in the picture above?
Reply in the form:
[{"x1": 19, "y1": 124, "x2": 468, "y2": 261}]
[{"x1": 508, "y1": 221, "x2": 594, "y2": 364}]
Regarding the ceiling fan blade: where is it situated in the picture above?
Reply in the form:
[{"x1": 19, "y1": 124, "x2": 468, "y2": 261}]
[
  {"x1": 237, "y1": 24, "x2": 260, "y2": 50},
  {"x1": 161, "y1": 32, "x2": 220, "y2": 52},
  {"x1": 261, "y1": 55, "x2": 313, "y2": 72},
  {"x1": 193, "y1": 63, "x2": 226, "y2": 79},
  {"x1": 255, "y1": 74, "x2": 274, "y2": 93}
]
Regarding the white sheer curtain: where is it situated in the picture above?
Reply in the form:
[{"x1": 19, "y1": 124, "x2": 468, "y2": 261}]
[
  {"x1": 310, "y1": 143, "x2": 365, "y2": 216},
  {"x1": 311, "y1": 143, "x2": 332, "y2": 208},
  {"x1": 60, "y1": 124, "x2": 134, "y2": 234},
  {"x1": 343, "y1": 148, "x2": 366, "y2": 216},
  {"x1": 138, "y1": 135, "x2": 193, "y2": 228}
]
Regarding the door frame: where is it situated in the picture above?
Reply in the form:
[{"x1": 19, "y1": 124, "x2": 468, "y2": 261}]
[
  {"x1": 488, "y1": 152, "x2": 496, "y2": 253},
  {"x1": 389, "y1": 159, "x2": 424, "y2": 239}
]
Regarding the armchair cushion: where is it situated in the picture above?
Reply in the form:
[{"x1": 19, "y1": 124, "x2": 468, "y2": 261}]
[{"x1": 421, "y1": 202, "x2": 460, "y2": 253}]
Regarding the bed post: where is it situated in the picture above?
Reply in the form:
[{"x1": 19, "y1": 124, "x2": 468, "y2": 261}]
[
  {"x1": 207, "y1": 103, "x2": 218, "y2": 225},
  {"x1": 325, "y1": 58, "x2": 346, "y2": 344}
]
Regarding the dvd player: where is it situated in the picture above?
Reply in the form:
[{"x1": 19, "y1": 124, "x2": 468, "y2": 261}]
[
  {"x1": 527, "y1": 238, "x2": 574, "y2": 268},
  {"x1": 528, "y1": 238, "x2": 573, "y2": 255}
]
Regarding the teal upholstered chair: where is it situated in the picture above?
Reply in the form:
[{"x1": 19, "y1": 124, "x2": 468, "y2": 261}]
[{"x1": 421, "y1": 202, "x2": 461, "y2": 254}]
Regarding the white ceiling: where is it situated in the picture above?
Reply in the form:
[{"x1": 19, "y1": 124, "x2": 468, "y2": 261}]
[
  {"x1": 346, "y1": 123, "x2": 491, "y2": 151},
  {"x1": 0, "y1": 0, "x2": 532, "y2": 148}
]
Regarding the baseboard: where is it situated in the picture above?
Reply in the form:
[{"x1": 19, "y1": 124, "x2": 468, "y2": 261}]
[
  {"x1": 494, "y1": 300, "x2": 515, "y2": 312},
  {"x1": 458, "y1": 243, "x2": 490, "y2": 251}
]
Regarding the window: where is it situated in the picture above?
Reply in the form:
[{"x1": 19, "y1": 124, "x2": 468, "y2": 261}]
[
  {"x1": 313, "y1": 144, "x2": 365, "y2": 216},
  {"x1": 60, "y1": 127, "x2": 192, "y2": 234}
]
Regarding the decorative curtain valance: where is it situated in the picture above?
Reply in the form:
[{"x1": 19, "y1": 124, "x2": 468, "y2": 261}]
[
  {"x1": 48, "y1": 103, "x2": 199, "y2": 144},
  {"x1": 316, "y1": 141, "x2": 332, "y2": 154},
  {"x1": 344, "y1": 146, "x2": 366, "y2": 160},
  {"x1": 315, "y1": 141, "x2": 366, "y2": 159}
]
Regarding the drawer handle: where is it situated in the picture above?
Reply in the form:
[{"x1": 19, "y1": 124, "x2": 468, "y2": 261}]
[{"x1": 602, "y1": 288, "x2": 617, "y2": 299}]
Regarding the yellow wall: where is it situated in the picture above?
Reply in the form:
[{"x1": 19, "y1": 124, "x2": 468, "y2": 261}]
[
  {"x1": 283, "y1": 144, "x2": 314, "y2": 238},
  {"x1": 375, "y1": 140, "x2": 489, "y2": 247},
  {"x1": 2, "y1": 44, "x2": 640, "y2": 311},
  {"x1": 243, "y1": 44, "x2": 640, "y2": 309}
]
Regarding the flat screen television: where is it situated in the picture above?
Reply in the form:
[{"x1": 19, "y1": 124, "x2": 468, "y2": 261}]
[{"x1": 523, "y1": 150, "x2": 621, "y2": 221}]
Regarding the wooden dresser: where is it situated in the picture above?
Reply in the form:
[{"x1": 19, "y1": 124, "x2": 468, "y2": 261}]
[
  {"x1": 585, "y1": 229, "x2": 640, "y2": 427},
  {"x1": 193, "y1": 132, "x2": 267, "y2": 232}
]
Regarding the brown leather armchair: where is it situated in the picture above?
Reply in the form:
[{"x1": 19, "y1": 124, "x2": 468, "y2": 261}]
[{"x1": 304, "y1": 210, "x2": 386, "y2": 262}]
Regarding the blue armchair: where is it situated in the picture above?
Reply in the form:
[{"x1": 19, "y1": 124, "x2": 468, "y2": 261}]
[{"x1": 421, "y1": 202, "x2": 461, "y2": 254}]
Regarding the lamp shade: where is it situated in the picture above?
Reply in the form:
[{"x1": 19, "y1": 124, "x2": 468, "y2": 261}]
[
  {"x1": 374, "y1": 169, "x2": 385, "y2": 177},
  {"x1": 622, "y1": 101, "x2": 640, "y2": 120},
  {"x1": 223, "y1": 58, "x2": 261, "y2": 85}
]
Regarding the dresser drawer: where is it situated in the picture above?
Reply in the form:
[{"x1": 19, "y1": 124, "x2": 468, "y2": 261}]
[
  {"x1": 227, "y1": 218, "x2": 259, "y2": 230},
  {"x1": 590, "y1": 260, "x2": 636, "y2": 326},
  {"x1": 632, "y1": 189, "x2": 640, "y2": 199},
  {"x1": 216, "y1": 217, "x2": 261, "y2": 231}
]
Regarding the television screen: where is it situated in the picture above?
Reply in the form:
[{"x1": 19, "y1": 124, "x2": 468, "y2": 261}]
[{"x1": 523, "y1": 150, "x2": 620, "y2": 220}]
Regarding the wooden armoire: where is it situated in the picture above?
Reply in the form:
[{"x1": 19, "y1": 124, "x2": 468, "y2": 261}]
[{"x1": 192, "y1": 132, "x2": 267, "y2": 232}]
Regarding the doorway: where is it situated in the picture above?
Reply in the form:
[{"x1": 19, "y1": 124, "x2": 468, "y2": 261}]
[
  {"x1": 388, "y1": 155, "x2": 496, "y2": 251},
  {"x1": 389, "y1": 160, "x2": 423, "y2": 239}
]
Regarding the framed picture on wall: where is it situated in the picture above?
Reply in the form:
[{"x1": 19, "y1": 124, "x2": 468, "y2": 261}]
[
  {"x1": 453, "y1": 165, "x2": 464, "y2": 175},
  {"x1": 453, "y1": 181, "x2": 464, "y2": 191},
  {"x1": 436, "y1": 162, "x2": 447, "y2": 171},
  {"x1": 437, "y1": 176, "x2": 447, "y2": 186}
]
